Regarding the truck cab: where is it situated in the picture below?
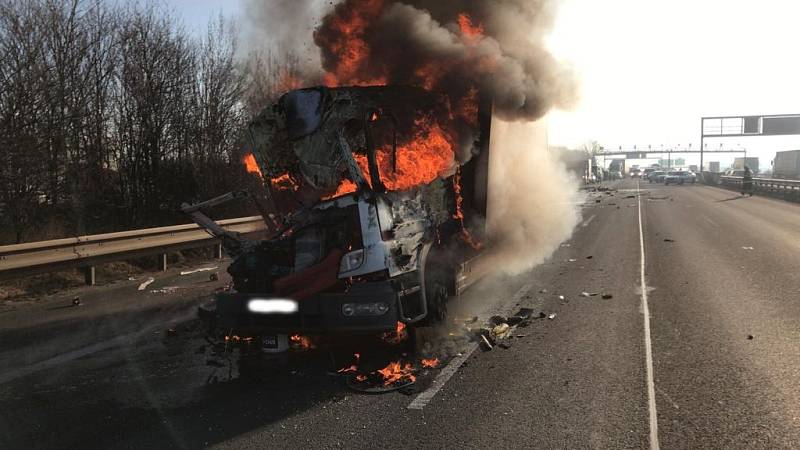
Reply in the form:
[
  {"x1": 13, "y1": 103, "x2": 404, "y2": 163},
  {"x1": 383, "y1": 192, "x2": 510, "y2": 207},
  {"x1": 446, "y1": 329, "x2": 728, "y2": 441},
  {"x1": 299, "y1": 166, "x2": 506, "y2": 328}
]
[{"x1": 190, "y1": 86, "x2": 490, "y2": 347}]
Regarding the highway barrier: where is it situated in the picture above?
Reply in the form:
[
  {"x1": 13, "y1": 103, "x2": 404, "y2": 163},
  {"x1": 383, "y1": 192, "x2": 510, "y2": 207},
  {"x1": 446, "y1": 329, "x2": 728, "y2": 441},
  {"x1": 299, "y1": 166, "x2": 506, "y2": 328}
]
[
  {"x1": 0, "y1": 216, "x2": 267, "y2": 285},
  {"x1": 714, "y1": 175, "x2": 800, "y2": 202}
]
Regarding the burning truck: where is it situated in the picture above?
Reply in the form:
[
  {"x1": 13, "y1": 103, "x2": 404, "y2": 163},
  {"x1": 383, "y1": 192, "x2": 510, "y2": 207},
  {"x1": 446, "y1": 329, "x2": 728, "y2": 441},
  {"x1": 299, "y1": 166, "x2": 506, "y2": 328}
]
[{"x1": 185, "y1": 84, "x2": 491, "y2": 352}]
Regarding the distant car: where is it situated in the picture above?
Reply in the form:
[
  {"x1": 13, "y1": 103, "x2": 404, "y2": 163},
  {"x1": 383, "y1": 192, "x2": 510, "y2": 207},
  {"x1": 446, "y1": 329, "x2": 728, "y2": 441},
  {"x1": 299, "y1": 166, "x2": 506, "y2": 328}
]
[
  {"x1": 664, "y1": 171, "x2": 696, "y2": 185},
  {"x1": 630, "y1": 168, "x2": 642, "y2": 178},
  {"x1": 642, "y1": 168, "x2": 656, "y2": 180},
  {"x1": 649, "y1": 170, "x2": 666, "y2": 183}
]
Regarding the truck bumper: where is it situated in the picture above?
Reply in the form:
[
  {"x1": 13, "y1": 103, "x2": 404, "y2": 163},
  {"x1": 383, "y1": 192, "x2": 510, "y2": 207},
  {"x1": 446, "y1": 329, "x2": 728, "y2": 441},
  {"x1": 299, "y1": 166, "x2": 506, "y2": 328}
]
[{"x1": 200, "y1": 281, "x2": 400, "y2": 335}]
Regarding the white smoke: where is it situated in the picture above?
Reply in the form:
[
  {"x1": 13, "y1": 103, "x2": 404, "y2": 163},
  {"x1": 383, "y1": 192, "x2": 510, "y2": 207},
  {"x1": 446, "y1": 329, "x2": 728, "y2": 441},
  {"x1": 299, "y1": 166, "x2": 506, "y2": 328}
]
[{"x1": 485, "y1": 118, "x2": 583, "y2": 274}]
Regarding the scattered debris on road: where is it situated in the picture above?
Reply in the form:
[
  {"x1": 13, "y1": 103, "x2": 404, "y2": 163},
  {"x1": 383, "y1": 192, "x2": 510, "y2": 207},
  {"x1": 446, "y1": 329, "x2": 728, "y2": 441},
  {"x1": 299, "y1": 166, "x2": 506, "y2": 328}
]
[
  {"x1": 548, "y1": 313, "x2": 557, "y2": 320},
  {"x1": 586, "y1": 255, "x2": 593, "y2": 259},
  {"x1": 165, "y1": 328, "x2": 178, "y2": 337},
  {"x1": 568, "y1": 258, "x2": 577, "y2": 262},
  {"x1": 209, "y1": 272, "x2": 219, "y2": 281},
  {"x1": 602, "y1": 294, "x2": 613, "y2": 299},
  {"x1": 663, "y1": 238, "x2": 675, "y2": 243},
  {"x1": 492, "y1": 323, "x2": 511, "y2": 339},
  {"x1": 151, "y1": 286, "x2": 180, "y2": 294},
  {"x1": 137, "y1": 277, "x2": 155, "y2": 291},
  {"x1": 580, "y1": 292, "x2": 599, "y2": 297},
  {"x1": 747, "y1": 335, "x2": 754, "y2": 340},
  {"x1": 558, "y1": 295, "x2": 565, "y2": 300},
  {"x1": 72, "y1": 296, "x2": 81, "y2": 307},
  {"x1": 741, "y1": 246, "x2": 754, "y2": 250}
]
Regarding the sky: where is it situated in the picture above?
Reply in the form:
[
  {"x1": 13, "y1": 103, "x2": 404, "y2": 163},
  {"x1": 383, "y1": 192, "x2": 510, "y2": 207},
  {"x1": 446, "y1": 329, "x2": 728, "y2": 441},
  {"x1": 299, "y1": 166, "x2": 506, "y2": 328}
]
[
  {"x1": 170, "y1": 0, "x2": 800, "y2": 170},
  {"x1": 545, "y1": 0, "x2": 800, "y2": 168}
]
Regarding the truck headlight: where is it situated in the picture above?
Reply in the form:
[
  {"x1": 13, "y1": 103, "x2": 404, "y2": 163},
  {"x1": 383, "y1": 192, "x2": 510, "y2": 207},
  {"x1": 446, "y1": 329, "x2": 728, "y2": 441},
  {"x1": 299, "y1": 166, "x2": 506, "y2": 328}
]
[
  {"x1": 247, "y1": 298, "x2": 298, "y2": 314},
  {"x1": 341, "y1": 302, "x2": 389, "y2": 316},
  {"x1": 339, "y1": 249, "x2": 365, "y2": 273}
]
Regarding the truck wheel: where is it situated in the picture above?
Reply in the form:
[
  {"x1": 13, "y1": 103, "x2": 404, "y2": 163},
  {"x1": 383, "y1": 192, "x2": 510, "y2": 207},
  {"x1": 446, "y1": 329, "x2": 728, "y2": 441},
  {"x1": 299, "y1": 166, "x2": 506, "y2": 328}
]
[
  {"x1": 424, "y1": 266, "x2": 449, "y2": 324},
  {"x1": 427, "y1": 282, "x2": 448, "y2": 323}
]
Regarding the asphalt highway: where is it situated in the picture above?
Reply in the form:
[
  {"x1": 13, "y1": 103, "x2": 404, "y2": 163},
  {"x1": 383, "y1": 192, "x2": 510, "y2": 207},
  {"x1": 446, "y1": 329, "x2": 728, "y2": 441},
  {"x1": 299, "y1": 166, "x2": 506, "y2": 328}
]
[{"x1": 1, "y1": 179, "x2": 799, "y2": 449}]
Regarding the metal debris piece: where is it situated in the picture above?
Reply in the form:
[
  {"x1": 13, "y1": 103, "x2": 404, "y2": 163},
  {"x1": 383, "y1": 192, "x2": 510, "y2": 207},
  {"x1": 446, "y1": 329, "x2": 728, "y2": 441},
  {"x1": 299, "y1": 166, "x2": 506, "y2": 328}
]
[
  {"x1": 166, "y1": 328, "x2": 178, "y2": 337},
  {"x1": 558, "y1": 295, "x2": 565, "y2": 300},
  {"x1": 180, "y1": 266, "x2": 218, "y2": 276},
  {"x1": 580, "y1": 292, "x2": 598, "y2": 297},
  {"x1": 137, "y1": 277, "x2": 155, "y2": 291},
  {"x1": 663, "y1": 239, "x2": 675, "y2": 243},
  {"x1": 747, "y1": 335, "x2": 754, "y2": 340},
  {"x1": 601, "y1": 294, "x2": 613, "y2": 299},
  {"x1": 479, "y1": 334, "x2": 494, "y2": 351},
  {"x1": 538, "y1": 312, "x2": 547, "y2": 319},
  {"x1": 625, "y1": 195, "x2": 636, "y2": 199},
  {"x1": 586, "y1": 256, "x2": 593, "y2": 259},
  {"x1": 492, "y1": 323, "x2": 511, "y2": 339},
  {"x1": 568, "y1": 258, "x2": 577, "y2": 262},
  {"x1": 547, "y1": 313, "x2": 556, "y2": 320},
  {"x1": 209, "y1": 272, "x2": 219, "y2": 282},
  {"x1": 741, "y1": 246, "x2": 754, "y2": 250},
  {"x1": 72, "y1": 297, "x2": 81, "y2": 306}
]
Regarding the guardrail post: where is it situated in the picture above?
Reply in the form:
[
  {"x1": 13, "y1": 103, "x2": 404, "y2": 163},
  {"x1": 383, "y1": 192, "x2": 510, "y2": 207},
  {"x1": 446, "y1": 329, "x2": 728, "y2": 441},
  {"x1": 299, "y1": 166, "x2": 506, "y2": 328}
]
[
  {"x1": 158, "y1": 253, "x2": 168, "y2": 272},
  {"x1": 82, "y1": 266, "x2": 95, "y2": 286},
  {"x1": 213, "y1": 243, "x2": 223, "y2": 259}
]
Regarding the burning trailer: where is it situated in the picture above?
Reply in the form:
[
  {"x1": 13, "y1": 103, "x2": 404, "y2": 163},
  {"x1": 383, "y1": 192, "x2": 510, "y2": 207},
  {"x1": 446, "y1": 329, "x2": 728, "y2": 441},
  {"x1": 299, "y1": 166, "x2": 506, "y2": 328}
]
[{"x1": 185, "y1": 85, "x2": 491, "y2": 352}]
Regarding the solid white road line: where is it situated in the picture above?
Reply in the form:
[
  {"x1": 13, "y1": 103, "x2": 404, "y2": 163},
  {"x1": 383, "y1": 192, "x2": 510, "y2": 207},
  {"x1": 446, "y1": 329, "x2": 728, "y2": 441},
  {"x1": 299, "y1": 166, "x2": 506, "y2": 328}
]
[
  {"x1": 581, "y1": 214, "x2": 597, "y2": 227},
  {"x1": 637, "y1": 181, "x2": 660, "y2": 450},
  {"x1": 407, "y1": 282, "x2": 534, "y2": 410}
]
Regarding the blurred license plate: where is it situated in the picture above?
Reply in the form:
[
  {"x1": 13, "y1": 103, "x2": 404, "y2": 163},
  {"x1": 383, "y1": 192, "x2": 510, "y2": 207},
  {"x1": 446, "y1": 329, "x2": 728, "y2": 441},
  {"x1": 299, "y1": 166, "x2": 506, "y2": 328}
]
[{"x1": 262, "y1": 335, "x2": 278, "y2": 349}]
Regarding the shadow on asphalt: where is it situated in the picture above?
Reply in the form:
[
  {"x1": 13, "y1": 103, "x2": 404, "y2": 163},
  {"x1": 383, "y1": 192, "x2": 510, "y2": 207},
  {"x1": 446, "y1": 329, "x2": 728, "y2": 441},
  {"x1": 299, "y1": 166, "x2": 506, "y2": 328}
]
[
  {"x1": 0, "y1": 322, "x2": 434, "y2": 449},
  {"x1": 716, "y1": 195, "x2": 747, "y2": 203}
]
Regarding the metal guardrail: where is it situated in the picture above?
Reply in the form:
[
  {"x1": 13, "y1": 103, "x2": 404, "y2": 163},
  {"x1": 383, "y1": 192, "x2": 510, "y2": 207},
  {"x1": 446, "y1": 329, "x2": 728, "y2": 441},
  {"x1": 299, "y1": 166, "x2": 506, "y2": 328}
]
[
  {"x1": 0, "y1": 216, "x2": 267, "y2": 284},
  {"x1": 716, "y1": 175, "x2": 800, "y2": 201}
]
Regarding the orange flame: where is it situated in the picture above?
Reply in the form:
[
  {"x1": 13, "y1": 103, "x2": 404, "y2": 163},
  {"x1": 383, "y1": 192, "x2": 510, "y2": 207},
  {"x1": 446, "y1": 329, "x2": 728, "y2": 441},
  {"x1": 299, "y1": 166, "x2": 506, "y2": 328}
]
[
  {"x1": 453, "y1": 167, "x2": 484, "y2": 249},
  {"x1": 243, "y1": 153, "x2": 262, "y2": 176},
  {"x1": 458, "y1": 13, "x2": 484, "y2": 42},
  {"x1": 421, "y1": 358, "x2": 440, "y2": 368},
  {"x1": 337, "y1": 353, "x2": 361, "y2": 373},
  {"x1": 328, "y1": 121, "x2": 455, "y2": 198},
  {"x1": 377, "y1": 360, "x2": 416, "y2": 385},
  {"x1": 270, "y1": 173, "x2": 300, "y2": 192},
  {"x1": 382, "y1": 321, "x2": 408, "y2": 345},
  {"x1": 290, "y1": 334, "x2": 315, "y2": 350},
  {"x1": 319, "y1": 0, "x2": 388, "y2": 87}
]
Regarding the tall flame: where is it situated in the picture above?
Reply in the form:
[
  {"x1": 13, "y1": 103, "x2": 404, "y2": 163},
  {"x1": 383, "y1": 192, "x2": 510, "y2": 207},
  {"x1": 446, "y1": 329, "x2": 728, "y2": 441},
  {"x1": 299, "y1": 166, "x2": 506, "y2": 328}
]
[{"x1": 243, "y1": 153, "x2": 262, "y2": 176}]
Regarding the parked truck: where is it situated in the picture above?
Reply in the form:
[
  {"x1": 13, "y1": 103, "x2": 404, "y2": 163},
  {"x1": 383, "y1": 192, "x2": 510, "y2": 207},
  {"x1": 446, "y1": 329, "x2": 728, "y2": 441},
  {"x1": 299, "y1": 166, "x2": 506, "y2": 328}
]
[
  {"x1": 183, "y1": 86, "x2": 491, "y2": 352},
  {"x1": 733, "y1": 157, "x2": 759, "y2": 173},
  {"x1": 773, "y1": 150, "x2": 800, "y2": 179}
]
